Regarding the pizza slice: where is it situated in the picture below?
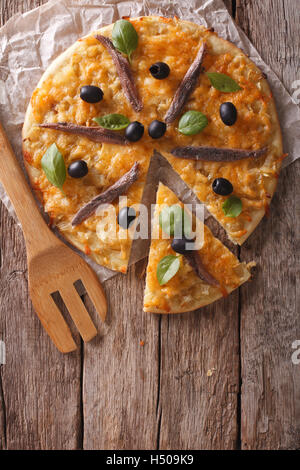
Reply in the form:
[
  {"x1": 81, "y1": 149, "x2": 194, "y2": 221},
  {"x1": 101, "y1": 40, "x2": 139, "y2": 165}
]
[
  {"x1": 22, "y1": 22, "x2": 154, "y2": 274},
  {"x1": 160, "y1": 147, "x2": 283, "y2": 246},
  {"x1": 23, "y1": 130, "x2": 152, "y2": 273},
  {"x1": 158, "y1": 22, "x2": 283, "y2": 245},
  {"x1": 143, "y1": 183, "x2": 253, "y2": 313}
]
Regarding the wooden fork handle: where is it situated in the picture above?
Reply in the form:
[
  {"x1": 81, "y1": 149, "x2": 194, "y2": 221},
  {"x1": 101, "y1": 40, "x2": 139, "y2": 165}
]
[{"x1": 0, "y1": 123, "x2": 53, "y2": 252}]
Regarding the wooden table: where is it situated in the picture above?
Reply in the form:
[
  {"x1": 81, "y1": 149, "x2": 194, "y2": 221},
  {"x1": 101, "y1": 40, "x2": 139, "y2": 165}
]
[{"x1": 0, "y1": 0, "x2": 299, "y2": 450}]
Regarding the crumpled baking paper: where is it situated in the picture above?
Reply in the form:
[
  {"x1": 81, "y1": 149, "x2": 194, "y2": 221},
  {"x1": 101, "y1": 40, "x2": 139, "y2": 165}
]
[{"x1": 0, "y1": 0, "x2": 299, "y2": 282}]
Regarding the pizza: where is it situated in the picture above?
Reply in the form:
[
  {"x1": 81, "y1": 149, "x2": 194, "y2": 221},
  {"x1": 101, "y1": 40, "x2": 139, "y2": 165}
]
[
  {"x1": 22, "y1": 15, "x2": 283, "y2": 311},
  {"x1": 144, "y1": 183, "x2": 252, "y2": 313}
]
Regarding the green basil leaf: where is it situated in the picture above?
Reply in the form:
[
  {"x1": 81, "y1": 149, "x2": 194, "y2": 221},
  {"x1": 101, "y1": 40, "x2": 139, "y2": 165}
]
[
  {"x1": 222, "y1": 195, "x2": 242, "y2": 217},
  {"x1": 206, "y1": 72, "x2": 242, "y2": 92},
  {"x1": 157, "y1": 255, "x2": 181, "y2": 286},
  {"x1": 93, "y1": 114, "x2": 130, "y2": 130},
  {"x1": 159, "y1": 205, "x2": 191, "y2": 237},
  {"x1": 41, "y1": 143, "x2": 66, "y2": 191},
  {"x1": 178, "y1": 110, "x2": 208, "y2": 136},
  {"x1": 112, "y1": 19, "x2": 138, "y2": 63}
]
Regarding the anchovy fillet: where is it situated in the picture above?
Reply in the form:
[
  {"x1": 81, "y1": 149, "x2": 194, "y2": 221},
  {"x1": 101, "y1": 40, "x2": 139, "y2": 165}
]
[
  {"x1": 72, "y1": 162, "x2": 139, "y2": 226},
  {"x1": 164, "y1": 42, "x2": 206, "y2": 124},
  {"x1": 184, "y1": 251, "x2": 220, "y2": 287},
  {"x1": 171, "y1": 146, "x2": 268, "y2": 162},
  {"x1": 95, "y1": 35, "x2": 142, "y2": 112},
  {"x1": 39, "y1": 122, "x2": 128, "y2": 145}
]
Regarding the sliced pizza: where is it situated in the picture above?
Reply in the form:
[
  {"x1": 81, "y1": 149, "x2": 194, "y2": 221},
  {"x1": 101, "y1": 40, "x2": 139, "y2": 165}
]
[{"x1": 143, "y1": 183, "x2": 252, "y2": 313}]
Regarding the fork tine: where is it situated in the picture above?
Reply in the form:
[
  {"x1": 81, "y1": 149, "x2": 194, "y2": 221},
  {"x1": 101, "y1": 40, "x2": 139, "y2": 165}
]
[
  {"x1": 60, "y1": 286, "x2": 97, "y2": 342},
  {"x1": 30, "y1": 294, "x2": 77, "y2": 353},
  {"x1": 80, "y1": 266, "x2": 107, "y2": 322}
]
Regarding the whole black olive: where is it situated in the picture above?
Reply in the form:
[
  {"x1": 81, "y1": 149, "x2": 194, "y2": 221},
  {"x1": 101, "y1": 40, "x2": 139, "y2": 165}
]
[
  {"x1": 68, "y1": 160, "x2": 89, "y2": 178},
  {"x1": 149, "y1": 62, "x2": 170, "y2": 79},
  {"x1": 212, "y1": 178, "x2": 233, "y2": 196},
  {"x1": 125, "y1": 121, "x2": 144, "y2": 142},
  {"x1": 80, "y1": 85, "x2": 104, "y2": 103},
  {"x1": 148, "y1": 120, "x2": 167, "y2": 139},
  {"x1": 118, "y1": 207, "x2": 136, "y2": 229},
  {"x1": 220, "y1": 102, "x2": 237, "y2": 126},
  {"x1": 171, "y1": 236, "x2": 195, "y2": 254}
]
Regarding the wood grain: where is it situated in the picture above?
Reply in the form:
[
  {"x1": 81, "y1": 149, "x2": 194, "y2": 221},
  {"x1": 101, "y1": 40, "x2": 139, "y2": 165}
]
[
  {"x1": 0, "y1": 0, "x2": 48, "y2": 27},
  {"x1": 158, "y1": 298, "x2": 240, "y2": 450},
  {"x1": 0, "y1": 0, "x2": 81, "y2": 450},
  {"x1": 82, "y1": 260, "x2": 159, "y2": 449},
  {"x1": 0, "y1": 209, "x2": 82, "y2": 449},
  {"x1": 236, "y1": 0, "x2": 300, "y2": 450},
  {"x1": 0, "y1": 0, "x2": 299, "y2": 450}
]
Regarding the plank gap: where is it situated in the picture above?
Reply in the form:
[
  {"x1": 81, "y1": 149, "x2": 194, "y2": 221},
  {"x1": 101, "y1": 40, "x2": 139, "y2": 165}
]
[
  {"x1": 156, "y1": 408, "x2": 162, "y2": 451},
  {"x1": 156, "y1": 316, "x2": 162, "y2": 416},
  {"x1": 0, "y1": 367, "x2": 7, "y2": 449},
  {"x1": 156, "y1": 315, "x2": 162, "y2": 449},
  {"x1": 0, "y1": 203, "x2": 2, "y2": 270},
  {"x1": 236, "y1": 246, "x2": 242, "y2": 450},
  {"x1": 78, "y1": 336, "x2": 84, "y2": 450},
  {"x1": 232, "y1": 0, "x2": 237, "y2": 18}
]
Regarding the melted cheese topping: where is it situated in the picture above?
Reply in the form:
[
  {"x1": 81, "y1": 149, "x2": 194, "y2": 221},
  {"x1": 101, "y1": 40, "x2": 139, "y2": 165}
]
[
  {"x1": 144, "y1": 183, "x2": 251, "y2": 313},
  {"x1": 23, "y1": 16, "x2": 282, "y2": 271}
]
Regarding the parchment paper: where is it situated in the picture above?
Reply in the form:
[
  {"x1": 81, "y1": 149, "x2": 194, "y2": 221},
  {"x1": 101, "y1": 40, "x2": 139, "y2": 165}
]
[{"x1": 0, "y1": 0, "x2": 299, "y2": 282}]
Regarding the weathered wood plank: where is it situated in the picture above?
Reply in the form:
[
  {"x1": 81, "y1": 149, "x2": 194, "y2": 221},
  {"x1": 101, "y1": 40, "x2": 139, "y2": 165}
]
[
  {"x1": 0, "y1": 209, "x2": 82, "y2": 449},
  {"x1": 0, "y1": 0, "x2": 82, "y2": 450},
  {"x1": 158, "y1": 307, "x2": 240, "y2": 450},
  {"x1": 82, "y1": 260, "x2": 159, "y2": 450},
  {"x1": 236, "y1": 0, "x2": 300, "y2": 450},
  {"x1": 0, "y1": 0, "x2": 48, "y2": 27}
]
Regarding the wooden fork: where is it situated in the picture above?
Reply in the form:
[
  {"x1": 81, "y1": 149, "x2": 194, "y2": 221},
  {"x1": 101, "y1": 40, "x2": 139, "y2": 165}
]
[{"x1": 0, "y1": 123, "x2": 107, "y2": 353}]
